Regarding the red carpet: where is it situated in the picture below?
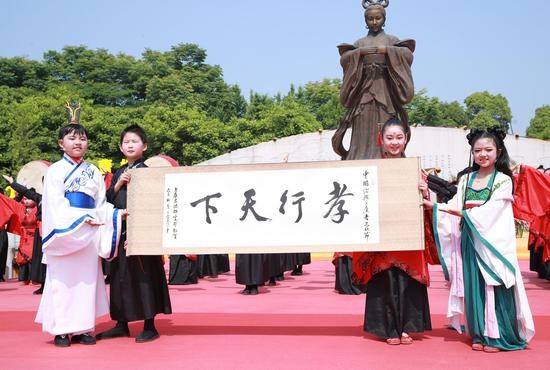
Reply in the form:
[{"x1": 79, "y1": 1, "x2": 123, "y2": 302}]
[{"x1": 1, "y1": 260, "x2": 549, "y2": 369}]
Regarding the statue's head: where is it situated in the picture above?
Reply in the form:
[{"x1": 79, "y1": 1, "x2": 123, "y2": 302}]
[{"x1": 362, "y1": 0, "x2": 388, "y2": 32}]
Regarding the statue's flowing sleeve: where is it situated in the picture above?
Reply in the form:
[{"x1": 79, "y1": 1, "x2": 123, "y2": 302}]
[
  {"x1": 338, "y1": 45, "x2": 364, "y2": 109},
  {"x1": 386, "y1": 40, "x2": 415, "y2": 104}
]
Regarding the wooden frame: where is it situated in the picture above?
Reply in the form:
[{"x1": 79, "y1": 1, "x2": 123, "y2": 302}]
[{"x1": 126, "y1": 158, "x2": 424, "y2": 255}]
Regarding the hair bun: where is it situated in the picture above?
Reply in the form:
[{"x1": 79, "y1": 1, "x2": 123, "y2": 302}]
[
  {"x1": 466, "y1": 128, "x2": 483, "y2": 146},
  {"x1": 467, "y1": 126, "x2": 507, "y2": 146},
  {"x1": 487, "y1": 126, "x2": 507, "y2": 142}
]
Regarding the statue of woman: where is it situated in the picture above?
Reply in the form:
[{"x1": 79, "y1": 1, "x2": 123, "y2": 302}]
[{"x1": 332, "y1": 0, "x2": 415, "y2": 160}]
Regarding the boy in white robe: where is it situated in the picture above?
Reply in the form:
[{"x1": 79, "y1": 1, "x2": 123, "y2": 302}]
[{"x1": 35, "y1": 106, "x2": 124, "y2": 347}]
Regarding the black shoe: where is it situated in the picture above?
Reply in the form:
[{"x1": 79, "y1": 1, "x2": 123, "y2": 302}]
[
  {"x1": 71, "y1": 333, "x2": 96, "y2": 345},
  {"x1": 249, "y1": 286, "x2": 259, "y2": 295},
  {"x1": 96, "y1": 325, "x2": 130, "y2": 340},
  {"x1": 54, "y1": 335, "x2": 70, "y2": 347},
  {"x1": 268, "y1": 277, "x2": 277, "y2": 286},
  {"x1": 135, "y1": 329, "x2": 159, "y2": 343},
  {"x1": 275, "y1": 274, "x2": 285, "y2": 281},
  {"x1": 33, "y1": 287, "x2": 44, "y2": 295},
  {"x1": 0, "y1": 277, "x2": 5, "y2": 282}
]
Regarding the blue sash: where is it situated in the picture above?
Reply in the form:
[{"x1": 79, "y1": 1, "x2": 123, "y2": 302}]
[{"x1": 65, "y1": 192, "x2": 95, "y2": 209}]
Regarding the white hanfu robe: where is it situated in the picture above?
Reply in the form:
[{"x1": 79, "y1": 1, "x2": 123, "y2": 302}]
[
  {"x1": 35, "y1": 154, "x2": 122, "y2": 335},
  {"x1": 432, "y1": 171, "x2": 534, "y2": 345}
]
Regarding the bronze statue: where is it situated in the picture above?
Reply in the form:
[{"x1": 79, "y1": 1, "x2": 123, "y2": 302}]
[{"x1": 332, "y1": 0, "x2": 415, "y2": 159}]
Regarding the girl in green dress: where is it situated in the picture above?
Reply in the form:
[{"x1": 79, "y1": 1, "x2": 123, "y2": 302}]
[{"x1": 423, "y1": 127, "x2": 535, "y2": 352}]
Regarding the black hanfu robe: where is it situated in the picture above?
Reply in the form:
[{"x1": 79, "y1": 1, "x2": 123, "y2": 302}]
[
  {"x1": 235, "y1": 254, "x2": 270, "y2": 286},
  {"x1": 0, "y1": 229, "x2": 7, "y2": 280},
  {"x1": 169, "y1": 255, "x2": 198, "y2": 285},
  {"x1": 106, "y1": 159, "x2": 172, "y2": 322},
  {"x1": 197, "y1": 254, "x2": 230, "y2": 278}
]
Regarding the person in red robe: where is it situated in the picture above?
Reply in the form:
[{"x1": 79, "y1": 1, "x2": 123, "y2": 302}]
[
  {"x1": 352, "y1": 118, "x2": 431, "y2": 345},
  {"x1": 0, "y1": 192, "x2": 38, "y2": 284},
  {"x1": 512, "y1": 165, "x2": 550, "y2": 280}
]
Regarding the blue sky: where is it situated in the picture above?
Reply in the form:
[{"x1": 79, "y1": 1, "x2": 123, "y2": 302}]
[{"x1": 2, "y1": 0, "x2": 549, "y2": 135}]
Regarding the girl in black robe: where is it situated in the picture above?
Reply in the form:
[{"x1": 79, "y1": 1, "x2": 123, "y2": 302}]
[
  {"x1": 291, "y1": 253, "x2": 311, "y2": 276},
  {"x1": 333, "y1": 253, "x2": 362, "y2": 295},
  {"x1": 235, "y1": 254, "x2": 270, "y2": 295},
  {"x1": 197, "y1": 254, "x2": 230, "y2": 278},
  {"x1": 169, "y1": 255, "x2": 198, "y2": 285}
]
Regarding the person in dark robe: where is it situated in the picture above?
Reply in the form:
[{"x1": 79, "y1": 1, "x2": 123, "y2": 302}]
[
  {"x1": 2, "y1": 176, "x2": 46, "y2": 293},
  {"x1": 333, "y1": 252, "x2": 363, "y2": 295},
  {"x1": 0, "y1": 188, "x2": 8, "y2": 282},
  {"x1": 101, "y1": 259, "x2": 111, "y2": 284},
  {"x1": 169, "y1": 255, "x2": 198, "y2": 285},
  {"x1": 528, "y1": 229, "x2": 550, "y2": 280},
  {"x1": 235, "y1": 254, "x2": 271, "y2": 295},
  {"x1": 97, "y1": 125, "x2": 172, "y2": 343},
  {"x1": 0, "y1": 226, "x2": 7, "y2": 282},
  {"x1": 290, "y1": 253, "x2": 311, "y2": 276},
  {"x1": 197, "y1": 254, "x2": 230, "y2": 278},
  {"x1": 266, "y1": 253, "x2": 311, "y2": 285},
  {"x1": 266, "y1": 253, "x2": 287, "y2": 286}
]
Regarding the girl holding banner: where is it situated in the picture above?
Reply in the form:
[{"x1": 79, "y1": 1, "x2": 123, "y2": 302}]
[{"x1": 353, "y1": 118, "x2": 432, "y2": 345}]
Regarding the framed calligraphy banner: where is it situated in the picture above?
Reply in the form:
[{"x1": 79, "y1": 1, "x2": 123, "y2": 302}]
[{"x1": 126, "y1": 158, "x2": 424, "y2": 255}]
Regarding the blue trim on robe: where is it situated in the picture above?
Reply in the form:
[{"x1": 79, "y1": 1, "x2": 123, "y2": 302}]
[
  {"x1": 42, "y1": 214, "x2": 95, "y2": 245},
  {"x1": 64, "y1": 160, "x2": 84, "y2": 184},
  {"x1": 63, "y1": 154, "x2": 76, "y2": 165},
  {"x1": 65, "y1": 192, "x2": 96, "y2": 209},
  {"x1": 109, "y1": 209, "x2": 119, "y2": 260}
]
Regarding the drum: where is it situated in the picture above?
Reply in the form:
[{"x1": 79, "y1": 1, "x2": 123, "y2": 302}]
[
  {"x1": 144, "y1": 155, "x2": 179, "y2": 168},
  {"x1": 16, "y1": 160, "x2": 51, "y2": 194}
]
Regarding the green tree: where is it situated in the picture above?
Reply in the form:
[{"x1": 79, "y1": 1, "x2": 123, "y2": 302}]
[
  {"x1": 0, "y1": 57, "x2": 50, "y2": 90},
  {"x1": 296, "y1": 79, "x2": 344, "y2": 129},
  {"x1": 526, "y1": 105, "x2": 550, "y2": 140},
  {"x1": 224, "y1": 117, "x2": 266, "y2": 151},
  {"x1": 407, "y1": 90, "x2": 443, "y2": 126},
  {"x1": 468, "y1": 111, "x2": 499, "y2": 129},
  {"x1": 464, "y1": 91, "x2": 512, "y2": 131},
  {"x1": 146, "y1": 74, "x2": 196, "y2": 106},
  {"x1": 169, "y1": 43, "x2": 207, "y2": 68},
  {"x1": 6, "y1": 91, "x2": 78, "y2": 169},
  {"x1": 140, "y1": 104, "x2": 227, "y2": 165},
  {"x1": 439, "y1": 101, "x2": 469, "y2": 127},
  {"x1": 406, "y1": 89, "x2": 468, "y2": 127},
  {"x1": 43, "y1": 46, "x2": 139, "y2": 105},
  {"x1": 257, "y1": 97, "x2": 322, "y2": 139},
  {"x1": 245, "y1": 92, "x2": 275, "y2": 120}
]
